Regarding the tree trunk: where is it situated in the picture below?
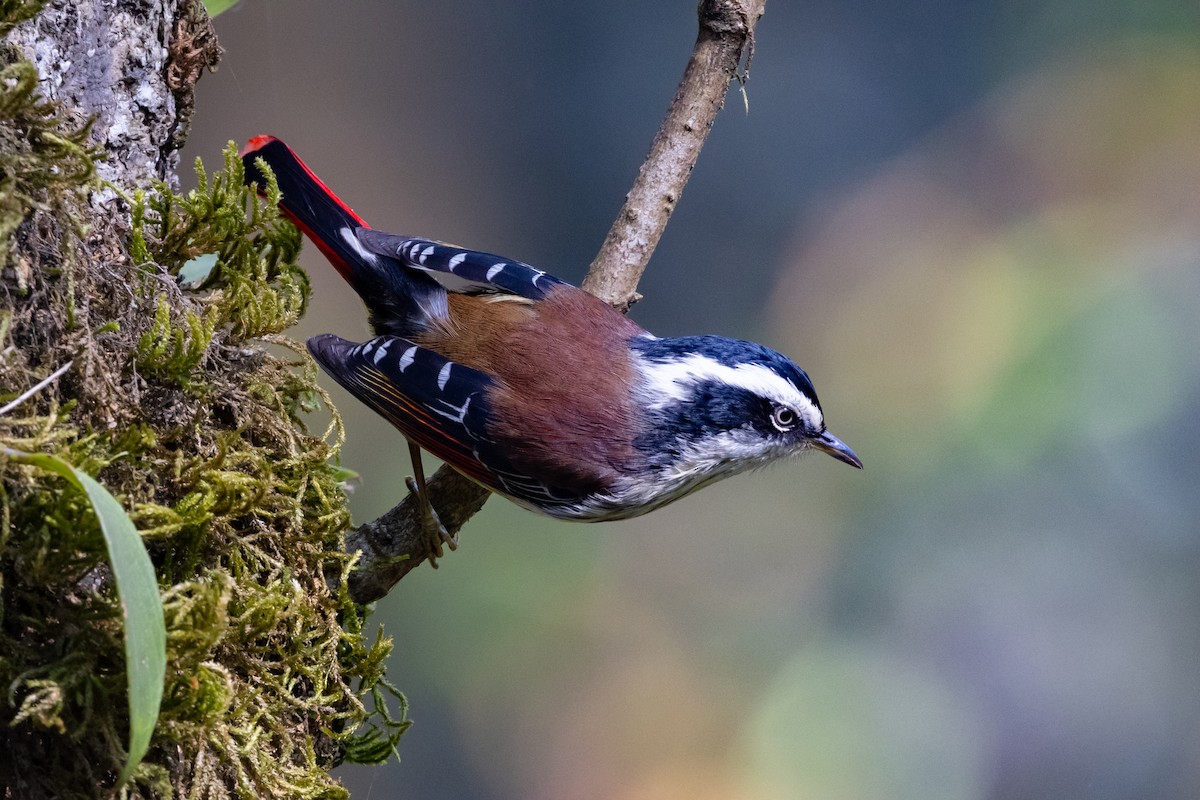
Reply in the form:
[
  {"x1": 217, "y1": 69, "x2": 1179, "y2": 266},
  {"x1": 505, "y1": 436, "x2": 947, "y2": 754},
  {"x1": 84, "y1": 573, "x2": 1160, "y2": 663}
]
[{"x1": 7, "y1": 0, "x2": 203, "y2": 191}]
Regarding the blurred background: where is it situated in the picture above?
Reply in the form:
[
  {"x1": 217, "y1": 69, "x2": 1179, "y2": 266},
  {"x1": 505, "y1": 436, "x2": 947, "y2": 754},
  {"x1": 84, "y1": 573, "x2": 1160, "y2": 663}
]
[{"x1": 186, "y1": 2, "x2": 1200, "y2": 798}]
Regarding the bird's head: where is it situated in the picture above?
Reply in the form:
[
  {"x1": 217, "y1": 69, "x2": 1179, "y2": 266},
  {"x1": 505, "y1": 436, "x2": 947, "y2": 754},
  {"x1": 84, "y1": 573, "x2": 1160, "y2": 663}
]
[{"x1": 630, "y1": 335, "x2": 862, "y2": 486}]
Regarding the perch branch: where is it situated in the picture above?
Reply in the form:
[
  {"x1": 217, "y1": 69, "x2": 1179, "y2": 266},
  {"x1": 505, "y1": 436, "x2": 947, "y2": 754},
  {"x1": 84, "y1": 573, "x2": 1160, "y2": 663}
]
[
  {"x1": 344, "y1": 0, "x2": 767, "y2": 604},
  {"x1": 582, "y1": 0, "x2": 764, "y2": 308}
]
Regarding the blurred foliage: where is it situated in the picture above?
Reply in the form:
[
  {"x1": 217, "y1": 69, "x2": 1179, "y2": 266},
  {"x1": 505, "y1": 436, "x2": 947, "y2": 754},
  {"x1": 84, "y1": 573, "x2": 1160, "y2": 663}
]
[{"x1": 202, "y1": 0, "x2": 239, "y2": 17}]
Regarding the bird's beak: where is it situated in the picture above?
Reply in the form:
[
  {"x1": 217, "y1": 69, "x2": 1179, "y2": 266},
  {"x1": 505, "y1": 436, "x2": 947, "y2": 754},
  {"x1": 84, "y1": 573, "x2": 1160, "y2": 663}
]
[{"x1": 811, "y1": 431, "x2": 863, "y2": 469}]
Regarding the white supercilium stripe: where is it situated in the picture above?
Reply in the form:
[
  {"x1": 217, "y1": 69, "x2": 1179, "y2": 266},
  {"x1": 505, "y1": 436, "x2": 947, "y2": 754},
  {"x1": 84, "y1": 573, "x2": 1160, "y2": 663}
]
[{"x1": 635, "y1": 352, "x2": 823, "y2": 432}]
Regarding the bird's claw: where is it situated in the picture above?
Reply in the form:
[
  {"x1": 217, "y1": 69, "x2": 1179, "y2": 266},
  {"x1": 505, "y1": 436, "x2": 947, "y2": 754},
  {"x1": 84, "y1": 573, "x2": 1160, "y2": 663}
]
[{"x1": 406, "y1": 475, "x2": 457, "y2": 568}]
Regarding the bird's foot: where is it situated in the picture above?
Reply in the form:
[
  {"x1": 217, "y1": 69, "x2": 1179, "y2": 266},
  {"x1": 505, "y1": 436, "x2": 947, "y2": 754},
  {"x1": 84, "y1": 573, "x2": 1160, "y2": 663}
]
[{"x1": 406, "y1": 475, "x2": 457, "y2": 568}]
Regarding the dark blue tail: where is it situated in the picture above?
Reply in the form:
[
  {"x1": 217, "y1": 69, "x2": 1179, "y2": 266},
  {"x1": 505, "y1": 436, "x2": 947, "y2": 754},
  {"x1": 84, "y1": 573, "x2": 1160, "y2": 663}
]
[{"x1": 241, "y1": 136, "x2": 443, "y2": 337}]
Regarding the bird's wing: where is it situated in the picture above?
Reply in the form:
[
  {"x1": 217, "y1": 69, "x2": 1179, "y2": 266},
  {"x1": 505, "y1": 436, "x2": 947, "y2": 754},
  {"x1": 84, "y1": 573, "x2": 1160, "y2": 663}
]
[
  {"x1": 355, "y1": 228, "x2": 570, "y2": 301},
  {"x1": 307, "y1": 333, "x2": 583, "y2": 509}
]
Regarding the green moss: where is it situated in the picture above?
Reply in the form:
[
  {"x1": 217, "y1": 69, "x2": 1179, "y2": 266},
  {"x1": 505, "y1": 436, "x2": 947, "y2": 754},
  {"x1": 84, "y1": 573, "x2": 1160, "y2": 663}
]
[
  {"x1": 0, "y1": 7, "x2": 407, "y2": 796},
  {"x1": 0, "y1": 1, "x2": 43, "y2": 38},
  {"x1": 134, "y1": 294, "x2": 219, "y2": 382},
  {"x1": 132, "y1": 147, "x2": 310, "y2": 342},
  {"x1": 0, "y1": 53, "x2": 96, "y2": 281}
]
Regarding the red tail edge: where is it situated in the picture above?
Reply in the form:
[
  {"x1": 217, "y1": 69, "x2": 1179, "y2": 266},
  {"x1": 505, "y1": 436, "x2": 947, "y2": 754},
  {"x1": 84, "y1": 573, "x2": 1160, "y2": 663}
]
[
  {"x1": 242, "y1": 135, "x2": 378, "y2": 284},
  {"x1": 241, "y1": 135, "x2": 372, "y2": 230}
]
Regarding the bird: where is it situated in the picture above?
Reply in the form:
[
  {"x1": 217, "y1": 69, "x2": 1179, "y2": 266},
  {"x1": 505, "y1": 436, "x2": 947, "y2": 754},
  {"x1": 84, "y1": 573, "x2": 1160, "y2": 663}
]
[{"x1": 241, "y1": 136, "x2": 861, "y2": 554}]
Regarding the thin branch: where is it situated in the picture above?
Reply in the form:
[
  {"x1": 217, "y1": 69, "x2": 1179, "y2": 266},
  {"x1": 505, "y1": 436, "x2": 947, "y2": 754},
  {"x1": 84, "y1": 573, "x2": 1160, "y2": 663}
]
[
  {"x1": 0, "y1": 360, "x2": 73, "y2": 416},
  {"x1": 583, "y1": 0, "x2": 764, "y2": 309},
  {"x1": 345, "y1": 466, "x2": 489, "y2": 602},
  {"x1": 344, "y1": 0, "x2": 767, "y2": 604}
]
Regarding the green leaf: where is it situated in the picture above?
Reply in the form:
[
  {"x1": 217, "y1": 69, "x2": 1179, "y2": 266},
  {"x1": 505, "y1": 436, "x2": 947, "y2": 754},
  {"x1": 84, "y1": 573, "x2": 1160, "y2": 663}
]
[
  {"x1": 203, "y1": 0, "x2": 240, "y2": 16},
  {"x1": 179, "y1": 252, "x2": 219, "y2": 285},
  {"x1": 4, "y1": 448, "x2": 166, "y2": 786}
]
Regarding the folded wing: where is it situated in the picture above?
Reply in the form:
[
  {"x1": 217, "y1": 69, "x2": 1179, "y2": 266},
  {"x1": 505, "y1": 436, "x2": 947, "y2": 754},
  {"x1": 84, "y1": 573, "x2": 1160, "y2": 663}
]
[
  {"x1": 307, "y1": 333, "x2": 586, "y2": 512},
  {"x1": 355, "y1": 228, "x2": 570, "y2": 300}
]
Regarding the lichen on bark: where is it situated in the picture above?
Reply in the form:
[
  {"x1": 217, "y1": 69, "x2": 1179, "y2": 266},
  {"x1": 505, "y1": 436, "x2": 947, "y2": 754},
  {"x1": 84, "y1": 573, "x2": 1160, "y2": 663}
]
[{"x1": 0, "y1": 3, "x2": 406, "y2": 798}]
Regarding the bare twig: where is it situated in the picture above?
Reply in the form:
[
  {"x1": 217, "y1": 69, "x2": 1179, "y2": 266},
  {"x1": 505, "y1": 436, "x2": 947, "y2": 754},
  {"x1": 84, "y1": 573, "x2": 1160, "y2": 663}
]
[
  {"x1": 583, "y1": 0, "x2": 765, "y2": 309},
  {"x1": 0, "y1": 360, "x2": 73, "y2": 416},
  {"x1": 344, "y1": 0, "x2": 767, "y2": 604}
]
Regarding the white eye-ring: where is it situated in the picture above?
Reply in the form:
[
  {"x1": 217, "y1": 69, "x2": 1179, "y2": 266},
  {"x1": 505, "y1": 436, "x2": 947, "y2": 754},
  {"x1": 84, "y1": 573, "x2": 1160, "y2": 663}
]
[{"x1": 770, "y1": 405, "x2": 798, "y2": 432}]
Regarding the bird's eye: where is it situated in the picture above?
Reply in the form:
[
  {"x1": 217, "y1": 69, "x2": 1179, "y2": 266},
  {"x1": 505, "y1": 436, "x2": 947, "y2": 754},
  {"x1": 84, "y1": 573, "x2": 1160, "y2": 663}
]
[{"x1": 770, "y1": 405, "x2": 798, "y2": 432}]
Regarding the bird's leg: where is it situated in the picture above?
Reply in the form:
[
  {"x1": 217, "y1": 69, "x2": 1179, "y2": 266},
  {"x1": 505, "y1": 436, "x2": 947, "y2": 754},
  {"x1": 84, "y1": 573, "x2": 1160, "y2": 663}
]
[{"x1": 406, "y1": 441, "x2": 457, "y2": 567}]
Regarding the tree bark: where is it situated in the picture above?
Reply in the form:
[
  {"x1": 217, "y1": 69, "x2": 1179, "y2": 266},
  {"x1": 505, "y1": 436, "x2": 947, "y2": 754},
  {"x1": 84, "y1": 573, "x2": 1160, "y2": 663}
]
[{"x1": 8, "y1": 0, "x2": 216, "y2": 190}]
